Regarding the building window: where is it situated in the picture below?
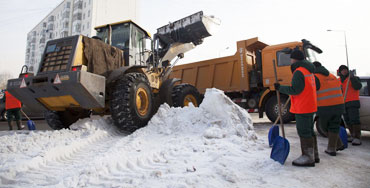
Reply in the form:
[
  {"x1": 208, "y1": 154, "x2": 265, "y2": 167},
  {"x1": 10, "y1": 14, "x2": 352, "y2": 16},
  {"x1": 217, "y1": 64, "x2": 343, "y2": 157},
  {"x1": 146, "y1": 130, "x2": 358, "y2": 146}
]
[
  {"x1": 89, "y1": 0, "x2": 91, "y2": 5},
  {"x1": 88, "y1": 10, "x2": 90, "y2": 17},
  {"x1": 82, "y1": 24, "x2": 85, "y2": 31},
  {"x1": 87, "y1": 22, "x2": 89, "y2": 28},
  {"x1": 83, "y1": 13, "x2": 85, "y2": 20},
  {"x1": 84, "y1": 2, "x2": 86, "y2": 8},
  {"x1": 67, "y1": 2, "x2": 71, "y2": 8}
]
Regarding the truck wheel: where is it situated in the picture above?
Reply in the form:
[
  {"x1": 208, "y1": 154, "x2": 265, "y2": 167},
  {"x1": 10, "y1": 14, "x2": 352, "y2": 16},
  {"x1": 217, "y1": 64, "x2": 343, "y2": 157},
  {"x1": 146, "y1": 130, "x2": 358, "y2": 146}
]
[
  {"x1": 265, "y1": 95, "x2": 294, "y2": 124},
  {"x1": 45, "y1": 110, "x2": 90, "y2": 130},
  {"x1": 172, "y1": 84, "x2": 201, "y2": 107},
  {"x1": 315, "y1": 117, "x2": 328, "y2": 137},
  {"x1": 1, "y1": 110, "x2": 7, "y2": 121},
  {"x1": 110, "y1": 73, "x2": 154, "y2": 133}
]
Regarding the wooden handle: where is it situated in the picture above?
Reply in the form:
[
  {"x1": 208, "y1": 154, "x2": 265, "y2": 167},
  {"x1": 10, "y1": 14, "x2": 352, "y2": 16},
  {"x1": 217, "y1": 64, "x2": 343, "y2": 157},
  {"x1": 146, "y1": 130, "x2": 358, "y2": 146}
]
[{"x1": 273, "y1": 60, "x2": 286, "y2": 138}]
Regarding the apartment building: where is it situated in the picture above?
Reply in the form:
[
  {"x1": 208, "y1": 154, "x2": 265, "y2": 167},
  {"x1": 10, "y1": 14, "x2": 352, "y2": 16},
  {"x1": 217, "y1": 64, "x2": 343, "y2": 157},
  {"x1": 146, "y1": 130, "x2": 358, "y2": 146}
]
[{"x1": 25, "y1": 0, "x2": 139, "y2": 73}]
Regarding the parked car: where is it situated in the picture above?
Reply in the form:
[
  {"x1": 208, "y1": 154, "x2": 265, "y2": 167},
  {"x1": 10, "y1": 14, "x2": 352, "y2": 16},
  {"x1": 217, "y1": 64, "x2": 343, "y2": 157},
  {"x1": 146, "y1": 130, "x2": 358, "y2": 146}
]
[
  {"x1": 316, "y1": 76, "x2": 370, "y2": 137},
  {"x1": 0, "y1": 89, "x2": 45, "y2": 121}
]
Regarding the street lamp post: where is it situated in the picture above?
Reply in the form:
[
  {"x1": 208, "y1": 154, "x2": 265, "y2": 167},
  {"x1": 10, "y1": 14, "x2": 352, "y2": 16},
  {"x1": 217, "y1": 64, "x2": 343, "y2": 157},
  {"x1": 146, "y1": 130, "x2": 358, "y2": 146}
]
[
  {"x1": 327, "y1": 29, "x2": 349, "y2": 69},
  {"x1": 327, "y1": 29, "x2": 351, "y2": 110}
]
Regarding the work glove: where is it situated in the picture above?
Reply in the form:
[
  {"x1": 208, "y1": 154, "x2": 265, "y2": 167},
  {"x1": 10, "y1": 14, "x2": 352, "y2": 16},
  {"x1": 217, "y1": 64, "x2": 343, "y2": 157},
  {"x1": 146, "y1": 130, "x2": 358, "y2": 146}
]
[{"x1": 274, "y1": 83, "x2": 280, "y2": 90}]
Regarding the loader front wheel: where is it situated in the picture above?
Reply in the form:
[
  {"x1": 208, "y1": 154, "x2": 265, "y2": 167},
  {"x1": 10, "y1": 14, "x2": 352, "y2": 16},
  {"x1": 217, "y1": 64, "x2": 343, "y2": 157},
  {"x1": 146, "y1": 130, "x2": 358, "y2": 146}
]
[
  {"x1": 172, "y1": 84, "x2": 201, "y2": 107},
  {"x1": 45, "y1": 110, "x2": 90, "y2": 130},
  {"x1": 110, "y1": 73, "x2": 154, "y2": 133}
]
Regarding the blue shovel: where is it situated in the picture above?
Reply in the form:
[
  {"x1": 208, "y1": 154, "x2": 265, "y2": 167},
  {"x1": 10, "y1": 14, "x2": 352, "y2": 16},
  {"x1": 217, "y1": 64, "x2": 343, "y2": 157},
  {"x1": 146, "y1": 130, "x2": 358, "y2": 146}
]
[
  {"x1": 270, "y1": 60, "x2": 290, "y2": 165},
  {"x1": 268, "y1": 97, "x2": 291, "y2": 147},
  {"x1": 21, "y1": 110, "x2": 36, "y2": 130}
]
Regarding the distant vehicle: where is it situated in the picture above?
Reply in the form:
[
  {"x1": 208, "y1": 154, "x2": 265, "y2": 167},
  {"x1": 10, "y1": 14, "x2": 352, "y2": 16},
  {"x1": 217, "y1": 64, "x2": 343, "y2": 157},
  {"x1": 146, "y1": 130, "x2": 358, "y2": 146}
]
[
  {"x1": 315, "y1": 76, "x2": 370, "y2": 137},
  {"x1": 0, "y1": 89, "x2": 45, "y2": 121}
]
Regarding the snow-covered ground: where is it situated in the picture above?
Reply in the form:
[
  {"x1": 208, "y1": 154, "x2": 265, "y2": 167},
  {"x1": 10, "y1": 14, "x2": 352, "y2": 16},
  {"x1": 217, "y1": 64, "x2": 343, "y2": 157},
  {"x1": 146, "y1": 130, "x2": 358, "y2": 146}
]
[{"x1": 0, "y1": 88, "x2": 369, "y2": 188}]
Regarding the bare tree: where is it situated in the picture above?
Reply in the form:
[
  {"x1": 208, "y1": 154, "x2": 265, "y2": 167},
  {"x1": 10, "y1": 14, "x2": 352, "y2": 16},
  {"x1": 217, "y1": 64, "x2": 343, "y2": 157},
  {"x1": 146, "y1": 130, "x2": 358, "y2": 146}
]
[{"x1": 0, "y1": 71, "x2": 14, "y2": 90}]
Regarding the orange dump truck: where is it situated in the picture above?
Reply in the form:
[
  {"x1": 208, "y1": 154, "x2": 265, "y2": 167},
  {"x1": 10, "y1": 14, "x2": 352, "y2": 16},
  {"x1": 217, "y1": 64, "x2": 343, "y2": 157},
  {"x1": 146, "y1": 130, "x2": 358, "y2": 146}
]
[{"x1": 170, "y1": 37, "x2": 322, "y2": 123}]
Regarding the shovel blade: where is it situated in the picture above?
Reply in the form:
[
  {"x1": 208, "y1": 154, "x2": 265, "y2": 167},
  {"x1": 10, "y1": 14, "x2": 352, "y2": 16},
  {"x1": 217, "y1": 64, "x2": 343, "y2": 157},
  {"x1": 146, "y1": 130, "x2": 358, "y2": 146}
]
[
  {"x1": 339, "y1": 126, "x2": 348, "y2": 149},
  {"x1": 268, "y1": 125, "x2": 279, "y2": 147},
  {"x1": 27, "y1": 120, "x2": 36, "y2": 130},
  {"x1": 270, "y1": 136, "x2": 290, "y2": 165}
]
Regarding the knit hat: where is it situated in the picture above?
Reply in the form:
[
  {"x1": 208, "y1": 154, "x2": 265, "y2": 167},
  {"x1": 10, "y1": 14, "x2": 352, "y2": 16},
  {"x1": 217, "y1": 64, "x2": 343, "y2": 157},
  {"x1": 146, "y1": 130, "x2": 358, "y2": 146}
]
[
  {"x1": 290, "y1": 49, "x2": 304, "y2": 60},
  {"x1": 313, "y1": 61, "x2": 322, "y2": 68},
  {"x1": 338, "y1": 65, "x2": 348, "y2": 72}
]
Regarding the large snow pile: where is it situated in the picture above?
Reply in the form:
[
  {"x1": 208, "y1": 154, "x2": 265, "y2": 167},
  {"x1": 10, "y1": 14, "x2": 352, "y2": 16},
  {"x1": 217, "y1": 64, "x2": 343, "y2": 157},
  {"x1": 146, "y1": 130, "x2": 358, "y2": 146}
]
[{"x1": 1, "y1": 88, "x2": 367, "y2": 187}]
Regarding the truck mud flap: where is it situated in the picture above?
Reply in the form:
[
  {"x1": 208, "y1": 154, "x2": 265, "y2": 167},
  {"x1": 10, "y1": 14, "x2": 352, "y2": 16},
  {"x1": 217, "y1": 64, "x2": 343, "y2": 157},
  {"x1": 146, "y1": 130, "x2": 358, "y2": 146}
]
[{"x1": 7, "y1": 71, "x2": 105, "y2": 111}]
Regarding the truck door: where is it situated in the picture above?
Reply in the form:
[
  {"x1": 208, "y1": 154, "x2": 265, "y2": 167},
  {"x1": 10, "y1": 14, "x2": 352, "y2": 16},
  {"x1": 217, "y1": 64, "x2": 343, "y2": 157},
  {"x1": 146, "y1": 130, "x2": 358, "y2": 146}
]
[{"x1": 275, "y1": 50, "x2": 293, "y2": 86}]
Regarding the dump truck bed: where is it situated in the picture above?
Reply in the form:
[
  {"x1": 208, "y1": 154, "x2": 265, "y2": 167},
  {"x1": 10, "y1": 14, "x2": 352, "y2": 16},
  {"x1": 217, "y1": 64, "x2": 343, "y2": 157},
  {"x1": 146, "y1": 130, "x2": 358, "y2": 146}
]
[{"x1": 170, "y1": 38, "x2": 267, "y2": 94}]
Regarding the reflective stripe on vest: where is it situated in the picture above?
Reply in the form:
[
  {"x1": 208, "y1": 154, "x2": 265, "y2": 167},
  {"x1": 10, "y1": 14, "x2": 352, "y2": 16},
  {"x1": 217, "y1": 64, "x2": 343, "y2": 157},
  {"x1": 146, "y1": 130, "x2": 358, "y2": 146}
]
[
  {"x1": 5, "y1": 91, "x2": 22, "y2": 110},
  {"x1": 341, "y1": 77, "x2": 360, "y2": 102},
  {"x1": 315, "y1": 73, "x2": 344, "y2": 107},
  {"x1": 290, "y1": 67, "x2": 317, "y2": 114}
]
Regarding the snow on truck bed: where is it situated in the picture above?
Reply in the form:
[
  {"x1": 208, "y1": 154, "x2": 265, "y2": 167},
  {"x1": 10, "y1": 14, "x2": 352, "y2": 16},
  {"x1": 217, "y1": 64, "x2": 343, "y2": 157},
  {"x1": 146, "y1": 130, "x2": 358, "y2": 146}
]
[{"x1": 0, "y1": 88, "x2": 368, "y2": 188}]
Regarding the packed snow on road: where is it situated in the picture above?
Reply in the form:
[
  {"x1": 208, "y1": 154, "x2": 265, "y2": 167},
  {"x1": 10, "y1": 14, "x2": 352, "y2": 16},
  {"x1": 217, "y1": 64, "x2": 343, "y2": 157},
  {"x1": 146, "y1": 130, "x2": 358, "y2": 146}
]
[{"x1": 0, "y1": 89, "x2": 369, "y2": 187}]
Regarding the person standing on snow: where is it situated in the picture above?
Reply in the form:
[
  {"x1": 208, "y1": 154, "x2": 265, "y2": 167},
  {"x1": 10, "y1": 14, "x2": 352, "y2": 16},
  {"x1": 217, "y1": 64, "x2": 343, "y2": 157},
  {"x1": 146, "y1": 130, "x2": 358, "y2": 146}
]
[
  {"x1": 338, "y1": 65, "x2": 362, "y2": 145},
  {"x1": 313, "y1": 62, "x2": 345, "y2": 156},
  {"x1": 4, "y1": 90, "x2": 24, "y2": 130},
  {"x1": 274, "y1": 49, "x2": 319, "y2": 167}
]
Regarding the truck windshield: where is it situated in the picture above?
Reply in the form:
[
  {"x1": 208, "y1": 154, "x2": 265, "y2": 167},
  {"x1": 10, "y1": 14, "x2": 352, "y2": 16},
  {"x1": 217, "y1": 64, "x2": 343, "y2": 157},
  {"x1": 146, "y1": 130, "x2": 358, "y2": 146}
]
[
  {"x1": 96, "y1": 27, "x2": 109, "y2": 44},
  {"x1": 306, "y1": 48, "x2": 319, "y2": 62}
]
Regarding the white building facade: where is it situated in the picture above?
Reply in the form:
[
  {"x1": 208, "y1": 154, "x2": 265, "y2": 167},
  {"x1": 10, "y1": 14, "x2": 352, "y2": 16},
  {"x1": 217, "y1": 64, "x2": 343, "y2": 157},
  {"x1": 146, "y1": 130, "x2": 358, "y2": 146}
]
[{"x1": 25, "y1": 0, "x2": 139, "y2": 73}]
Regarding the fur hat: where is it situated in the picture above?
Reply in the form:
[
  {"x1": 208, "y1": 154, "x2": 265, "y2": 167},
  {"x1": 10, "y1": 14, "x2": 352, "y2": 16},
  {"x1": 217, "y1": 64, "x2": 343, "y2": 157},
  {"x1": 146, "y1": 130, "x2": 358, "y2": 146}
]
[
  {"x1": 338, "y1": 65, "x2": 348, "y2": 72},
  {"x1": 290, "y1": 49, "x2": 304, "y2": 60},
  {"x1": 313, "y1": 61, "x2": 322, "y2": 68}
]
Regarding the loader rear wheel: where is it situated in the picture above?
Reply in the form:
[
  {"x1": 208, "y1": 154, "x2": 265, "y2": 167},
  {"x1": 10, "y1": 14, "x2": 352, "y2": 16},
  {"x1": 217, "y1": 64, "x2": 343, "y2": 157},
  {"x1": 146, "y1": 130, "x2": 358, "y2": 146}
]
[
  {"x1": 172, "y1": 84, "x2": 201, "y2": 107},
  {"x1": 265, "y1": 95, "x2": 294, "y2": 124},
  {"x1": 45, "y1": 110, "x2": 90, "y2": 130},
  {"x1": 110, "y1": 73, "x2": 154, "y2": 133}
]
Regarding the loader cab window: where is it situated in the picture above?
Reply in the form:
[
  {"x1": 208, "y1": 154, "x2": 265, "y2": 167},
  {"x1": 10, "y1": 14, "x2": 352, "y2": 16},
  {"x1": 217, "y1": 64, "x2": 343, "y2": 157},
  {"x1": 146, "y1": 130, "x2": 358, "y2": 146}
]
[
  {"x1": 95, "y1": 27, "x2": 109, "y2": 44},
  {"x1": 111, "y1": 23, "x2": 130, "y2": 50},
  {"x1": 276, "y1": 51, "x2": 291, "y2": 66},
  {"x1": 131, "y1": 25, "x2": 147, "y2": 65}
]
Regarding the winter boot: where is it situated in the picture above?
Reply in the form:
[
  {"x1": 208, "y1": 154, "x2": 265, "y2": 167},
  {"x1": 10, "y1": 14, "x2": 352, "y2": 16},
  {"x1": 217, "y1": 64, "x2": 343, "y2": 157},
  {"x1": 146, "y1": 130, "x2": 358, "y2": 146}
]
[
  {"x1": 325, "y1": 132, "x2": 338, "y2": 156},
  {"x1": 313, "y1": 135, "x2": 320, "y2": 163},
  {"x1": 347, "y1": 125, "x2": 354, "y2": 142},
  {"x1": 352, "y1": 125, "x2": 362, "y2": 146},
  {"x1": 7, "y1": 121, "x2": 13, "y2": 130},
  {"x1": 16, "y1": 120, "x2": 25, "y2": 130},
  {"x1": 336, "y1": 135, "x2": 345, "y2": 151},
  {"x1": 292, "y1": 137, "x2": 315, "y2": 167}
]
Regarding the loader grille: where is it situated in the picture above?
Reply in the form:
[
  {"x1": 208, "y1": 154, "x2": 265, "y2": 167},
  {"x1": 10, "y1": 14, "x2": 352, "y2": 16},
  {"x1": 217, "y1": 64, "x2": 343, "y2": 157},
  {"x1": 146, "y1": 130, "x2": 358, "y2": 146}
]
[{"x1": 39, "y1": 37, "x2": 76, "y2": 73}]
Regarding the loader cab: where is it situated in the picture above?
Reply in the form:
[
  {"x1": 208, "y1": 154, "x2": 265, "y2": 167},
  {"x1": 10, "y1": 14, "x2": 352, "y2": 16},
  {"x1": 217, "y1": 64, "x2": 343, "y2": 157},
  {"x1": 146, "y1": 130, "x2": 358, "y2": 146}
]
[{"x1": 95, "y1": 20, "x2": 151, "y2": 66}]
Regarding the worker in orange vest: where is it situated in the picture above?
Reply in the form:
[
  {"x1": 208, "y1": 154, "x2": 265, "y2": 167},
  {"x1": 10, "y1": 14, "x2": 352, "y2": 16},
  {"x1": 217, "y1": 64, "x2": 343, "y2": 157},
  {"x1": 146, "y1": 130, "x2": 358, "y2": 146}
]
[
  {"x1": 275, "y1": 49, "x2": 319, "y2": 167},
  {"x1": 338, "y1": 65, "x2": 362, "y2": 145},
  {"x1": 313, "y1": 62, "x2": 345, "y2": 156},
  {"x1": 4, "y1": 91, "x2": 24, "y2": 130}
]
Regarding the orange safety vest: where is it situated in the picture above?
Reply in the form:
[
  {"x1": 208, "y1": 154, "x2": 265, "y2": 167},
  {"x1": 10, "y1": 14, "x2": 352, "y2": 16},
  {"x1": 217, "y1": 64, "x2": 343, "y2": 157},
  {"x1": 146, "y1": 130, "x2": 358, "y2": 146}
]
[
  {"x1": 5, "y1": 91, "x2": 22, "y2": 110},
  {"x1": 341, "y1": 77, "x2": 360, "y2": 102},
  {"x1": 290, "y1": 67, "x2": 317, "y2": 114},
  {"x1": 315, "y1": 73, "x2": 344, "y2": 107}
]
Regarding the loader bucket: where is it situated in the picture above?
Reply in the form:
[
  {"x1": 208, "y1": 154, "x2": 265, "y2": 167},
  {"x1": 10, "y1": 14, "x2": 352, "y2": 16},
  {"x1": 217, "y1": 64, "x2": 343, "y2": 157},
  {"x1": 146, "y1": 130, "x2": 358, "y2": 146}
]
[
  {"x1": 156, "y1": 11, "x2": 220, "y2": 46},
  {"x1": 7, "y1": 71, "x2": 106, "y2": 111}
]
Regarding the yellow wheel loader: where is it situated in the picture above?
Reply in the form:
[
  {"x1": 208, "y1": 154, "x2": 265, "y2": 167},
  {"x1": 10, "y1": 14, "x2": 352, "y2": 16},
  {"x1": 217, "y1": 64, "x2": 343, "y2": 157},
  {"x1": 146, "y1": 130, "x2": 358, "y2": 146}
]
[{"x1": 7, "y1": 11, "x2": 219, "y2": 132}]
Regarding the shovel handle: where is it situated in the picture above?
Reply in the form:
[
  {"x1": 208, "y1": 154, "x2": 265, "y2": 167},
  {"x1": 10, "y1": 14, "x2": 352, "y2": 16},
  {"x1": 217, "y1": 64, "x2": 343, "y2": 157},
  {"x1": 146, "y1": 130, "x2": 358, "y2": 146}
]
[
  {"x1": 273, "y1": 97, "x2": 291, "y2": 125},
  {"x1": 273, "y1": 60, "x2": 286, "y2": 138},
  {"x1": 20, "y1": 109, "x2": 31, "y2": 121}
]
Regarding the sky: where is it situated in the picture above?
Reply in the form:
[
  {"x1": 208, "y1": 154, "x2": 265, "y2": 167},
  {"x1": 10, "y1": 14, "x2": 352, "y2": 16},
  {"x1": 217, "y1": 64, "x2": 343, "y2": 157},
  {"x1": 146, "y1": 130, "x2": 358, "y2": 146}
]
[{"x1": 1, "y1": 0, "x2": 370, "y2": 78}]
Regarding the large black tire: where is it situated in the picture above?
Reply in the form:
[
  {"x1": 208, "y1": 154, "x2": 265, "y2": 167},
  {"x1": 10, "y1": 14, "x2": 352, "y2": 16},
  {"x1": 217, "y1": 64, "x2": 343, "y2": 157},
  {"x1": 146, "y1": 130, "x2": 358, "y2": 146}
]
[
  {"x1": 315, "y1": 116, "x2": 328, "y2": 137},
  {"x1": 45, "y1": 110, "x2": 90, "y2": 130},
  {"x1": 110, "y1": 73, "x2": 154, "y2": 133},
  {"x1": 265, "y1": 95, "x2": 294, "y2": 124},
  {"x1": 1, "y1": 110, "x2": 7, "y2": 121},
  {"x1": 172, "y1": 84, "x2": 201, "y2": 107}
]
